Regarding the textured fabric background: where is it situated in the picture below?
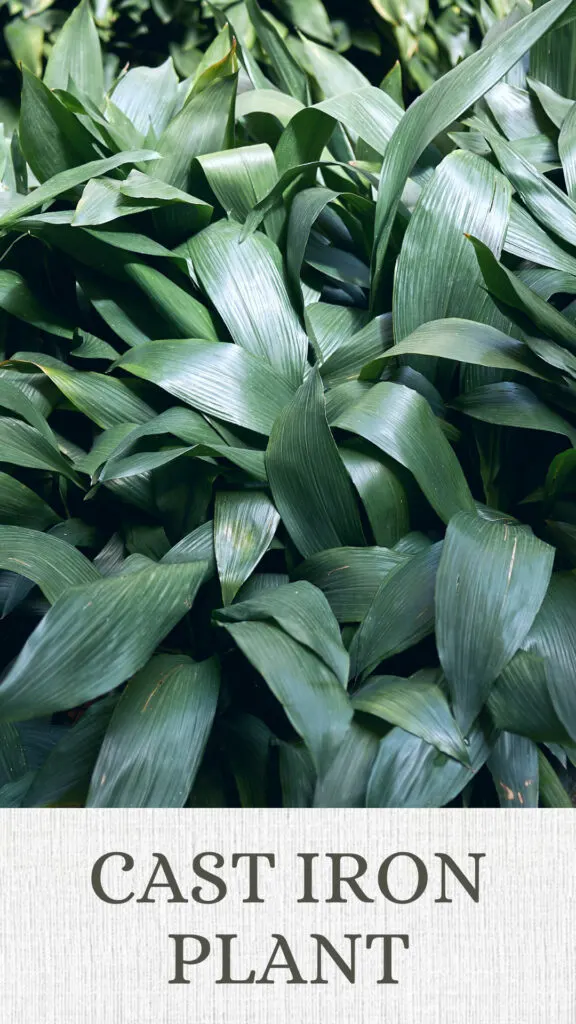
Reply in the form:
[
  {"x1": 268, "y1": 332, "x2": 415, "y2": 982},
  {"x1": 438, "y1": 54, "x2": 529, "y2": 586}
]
[{"x1": 0, "y1": 810, "x2": 573, "y2": 1022}]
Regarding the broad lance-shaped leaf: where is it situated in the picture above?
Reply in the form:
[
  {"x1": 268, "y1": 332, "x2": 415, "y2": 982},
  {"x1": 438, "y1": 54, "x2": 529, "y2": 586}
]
[
  {"x1": 559, "y1": 102, "x2": 576, "y2": 199},
  {"x1": 124, "y1": 263, "x2": 218, "y2": 342},
  {"x1": 320, "y1": 314, "x2": 393, "y2": 387},
  {"x1": 118, "y1": 340, "x2": 296, "y2": 435},
  {"x1": 0, "y1": 376, "x2": 56, "y2": 442},
  {"x1": 306, "y1": 302, "x2": 368, "y2": 363},
  {"x1": 0, "y1": 145, "x2": 158, "y2": 227},
  {"x1": 393, "y1": 150, "x2": 513, "y2": 341},
  {"x1": 8, "y1": 355, "x2": 155, "y2": 430},
  {"x1": 279, "y1": 742, "x2": 315, "y2": 809},
  {"x1": 370, "y1": 319, "x2": 547, "y2": 380},
  {"x1": 0, "y1": 270, "x2": 74, "y2": 338},
  {"x1": 366, "y1": 719, "x2": 494, "y2": 808},
  {"x1": 334, "y1": 382, "x2": 475, "y2": 524},
  {"x1": 0, "y1": 722, "x2": 27, "y2": 788},
  {"x1": 223, "y1": 713, "x2": 273, "y2": 809},
  {"x1": 87, "y1": 655, "x2": 219, "y2": 808},
  {"x1": 0, "y1": 526, "x2": 99, "y2": 603},
  {"x1": 22, "y1": 696, "x2": 117, "y2": 807},
  {"x1": 0, "y1": 417, "x2": 80, "y2": 484},
  {"x1": 538, "y1": 750, "x2": 572, "y2": 808},
  {"x1": 350, "y1": 542, "x2": 442, "y2": 678},
  {"x1": 197, "y1": 144, "x2": 281, "y2": 240},
  {"x1": 214, "y1": 491, "x2": 279, "y2": 605},
  {"x1": 110, "y1": 58, "x2": 179, "y2": 137},
  {"x1": 0, "y1": 561, "x2": 208, "y2": 721},
  {"x1": 505, "y1": 200, "x2": 576, "y2": 276},
  {"x1": 488, "y1": 650, "x2": 571, "y2": 745},
  {"x1": 315, "y1": 86, "x2": 402, "y2": 156},
  {"x1": 353, "y1": 675, "x2": 469, "y2": 764},
  {"x1": 485, "y1": 123, "x2": 576, "y2": 249},
  {"x1": 0, "y1": 473, "x2": 60, "y2": 530},
  {"x1": 245, "y1": 0, "x2": 309, "y2": 105},
  {"x1": 295, "y1": 546, "x2": 406, "y2": 622},
  {"x1": 522, "y1": 574, "x2": 576, "y2": 743},
  {"x1": 372, "y1": 0, "x2": 574, "y2": 295},
  {"x1": 436, "y1": 510, "x2": 554, "y2": 733},
  {"x1": 215, "y1": 581, "x2": 349, "y2": 686},
  {"x1": 451, "y1": 383, "x2": 576, "y2": 445},
  {"x1": 221, "y1": 620, "x2": 352, "y2": 775},
  {"x1": 313, "y1": 721, "x2": 382, "y2": 808},
  {"x1": 153, "y1": 73, "x2": 237, "y2": 190},
  {"x1": 471, "y1": 237, "x2": 576, "y2": 355},
  {"x1": 43, "y1": 0, "x2": 104, "y2": 104},
  {"x1": 18, "y1": 66, "x2": 100, "y2": 182},
  {"x1": 187, "y1": 220, "x2": 308, "y2": 386},
  {"x1": 488, "y1": 732, "x2": 539, "y2": 808},
  {"x1": 340, "y1": 447, "x2": 409, "y2": 548},
  {"x1": 266, "y1": 368, "x2": 365, "y2": 557}
]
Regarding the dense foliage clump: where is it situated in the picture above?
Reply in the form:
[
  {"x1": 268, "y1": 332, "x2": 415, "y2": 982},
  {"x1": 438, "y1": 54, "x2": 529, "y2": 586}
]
[{"x1": 1, "y1": 0, "x2": 576, "y2": 807}]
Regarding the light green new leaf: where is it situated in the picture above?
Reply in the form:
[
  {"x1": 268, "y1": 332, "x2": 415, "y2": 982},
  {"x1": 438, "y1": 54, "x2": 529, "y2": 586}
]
[
  {"x1": 222, "y1": 619, "x2": 352, "y2": 775},
  {"x1": 44, "y1": 0, "x2": 104, "y2": 104},
  {"x1": 216, "y1": 581, "x2": 349, "y2": 686},
  {"x1": 87, "y1": 655, "x2": 219, "y2": 808},
  {"x1": 316, "y1": 86, "x2": 402, "y2": 155},
  {"x1": 266, "y1": 368, "x2": 364, "y2": 557},
  {"x1": 118, "y1": 340, "x2": 296, "y2": 435},
  {"x1": 0, "y1": 526, "x2": 99, "y2": 603},
  {"x1": 353, "y1": 675, "x2": 469, "y2": 764},
  {"x1": 187, "y1": 220, "x2": 308, "y2": 385},
  {"x1": 0, "y1": 561, "x2": 208, "y2": 721},
  {"x1": 214, "y1": 490, "x2": 279, "y2": 604},
  {"x1": 436, "y1": 510, "x2": 555, "y2": 733},
  {"x1": 334, "y1": 382, "x2": 475, "y2": 524}
]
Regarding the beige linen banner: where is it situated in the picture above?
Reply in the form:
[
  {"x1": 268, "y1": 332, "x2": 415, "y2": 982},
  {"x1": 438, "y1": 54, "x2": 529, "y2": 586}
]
[{"x1": 0, "y1": 809, "x2": 573, "y2": 1023}]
